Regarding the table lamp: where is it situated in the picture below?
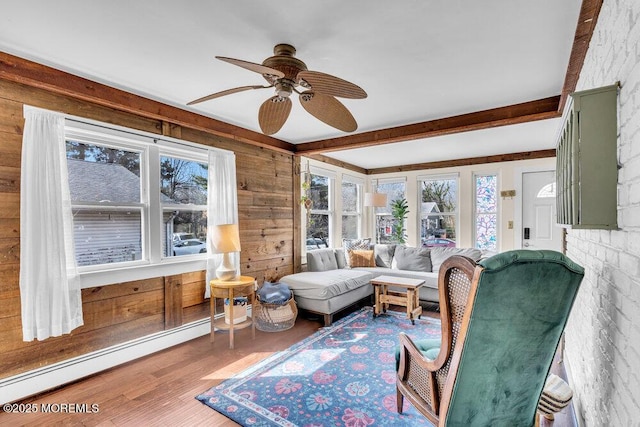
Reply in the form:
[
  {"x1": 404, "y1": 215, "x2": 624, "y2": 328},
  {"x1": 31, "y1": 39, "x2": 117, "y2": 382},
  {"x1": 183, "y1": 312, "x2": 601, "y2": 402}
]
[{"x1": 211, "y1": 223, "x2": 241, "y2": 281}]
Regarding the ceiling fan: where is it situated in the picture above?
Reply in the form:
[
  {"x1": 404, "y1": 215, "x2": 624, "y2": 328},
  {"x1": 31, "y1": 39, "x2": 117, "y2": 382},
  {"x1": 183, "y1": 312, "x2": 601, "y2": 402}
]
[{"x1": 187, "y1": 44, "x2": 367, "y2": 135}]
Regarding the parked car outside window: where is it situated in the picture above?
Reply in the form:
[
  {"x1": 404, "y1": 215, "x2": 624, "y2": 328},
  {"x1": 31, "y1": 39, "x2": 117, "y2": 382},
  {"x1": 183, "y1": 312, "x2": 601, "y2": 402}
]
[
  {"x1": 422, "y1": 238, "x2": 456, "y2": 248},
  {"x1": 306, "y1": 237, "x2": 328, "y2": 251},
  {"x1": 172, "y1": 233, "x2": 207, "y2": 255}
]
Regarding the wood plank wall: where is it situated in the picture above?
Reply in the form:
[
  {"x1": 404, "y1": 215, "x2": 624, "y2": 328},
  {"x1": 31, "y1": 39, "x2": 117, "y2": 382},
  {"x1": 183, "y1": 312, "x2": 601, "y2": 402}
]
[{"x1": 0, "y1": 79, "x2": 295, "y2": 379}]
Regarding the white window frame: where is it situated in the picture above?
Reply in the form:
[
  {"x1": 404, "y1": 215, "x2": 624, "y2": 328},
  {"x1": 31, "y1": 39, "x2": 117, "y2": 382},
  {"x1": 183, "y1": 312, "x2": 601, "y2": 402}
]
[
  {"x1": 375, "y1": 177, "x2": 407, "y2": 244},
  {"x1": 157, "y1": 147, "x2": 209, "y2": 260},
  {"x1": 341, "y1": 174, "x2": 363, "y2": 240},
  {"x1": 417, "y1": 173, "x2": 460, "y2": 247},
  {"x1": 63, "y1": 119, "x2": 217, "y2": 288},
  {"x1": 306, "y1": 167, "x2": 334, "y2": 249}
]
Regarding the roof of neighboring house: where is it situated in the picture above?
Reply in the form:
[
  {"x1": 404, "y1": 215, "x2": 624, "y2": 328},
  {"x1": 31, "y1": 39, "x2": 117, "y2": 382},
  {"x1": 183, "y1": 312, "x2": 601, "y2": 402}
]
[
  {"x1": 421, "y1": 202, "x2": 441, "y2": 218},
  {"x1": 67, "y1": 159, "x2": 173, "y2": 203}
]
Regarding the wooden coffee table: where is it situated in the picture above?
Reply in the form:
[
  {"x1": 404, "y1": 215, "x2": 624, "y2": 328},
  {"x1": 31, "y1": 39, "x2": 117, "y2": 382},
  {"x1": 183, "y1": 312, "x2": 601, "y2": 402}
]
[{"x1": 370, "y1": 275, "x2": 424, "y2": 324}]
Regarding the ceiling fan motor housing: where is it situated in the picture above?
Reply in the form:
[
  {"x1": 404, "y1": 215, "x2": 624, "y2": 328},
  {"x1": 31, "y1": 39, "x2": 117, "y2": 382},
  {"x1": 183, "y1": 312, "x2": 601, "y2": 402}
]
[{"x1": 262, "y1": 44, "x2": 308, "y2": 92}]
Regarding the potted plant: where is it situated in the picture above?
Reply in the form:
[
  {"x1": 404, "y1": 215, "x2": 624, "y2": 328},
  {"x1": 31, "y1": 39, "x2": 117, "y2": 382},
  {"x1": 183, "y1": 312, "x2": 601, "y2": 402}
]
[
  {"x1": 300, "y1": 180, "x2": 312, "y2": 210},
  {"x1": 391, "y1": 198, "x2": 409, "y2": 244}
]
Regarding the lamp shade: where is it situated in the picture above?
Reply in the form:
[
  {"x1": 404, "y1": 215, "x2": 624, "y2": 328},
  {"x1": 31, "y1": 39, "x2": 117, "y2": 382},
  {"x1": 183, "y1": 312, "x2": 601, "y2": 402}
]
[
  {"x1": 211, "y1": 223, "x2": 241, "y2": 254},
  {"x1": 364, "y1": 192, "x2": 387, "y2": 207}
]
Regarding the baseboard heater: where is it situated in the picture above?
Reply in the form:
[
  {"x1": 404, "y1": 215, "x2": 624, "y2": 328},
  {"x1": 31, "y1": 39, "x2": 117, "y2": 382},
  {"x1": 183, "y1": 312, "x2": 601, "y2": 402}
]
[{"x1": 0, "y1": 317, "x2": 213, "y2": 404}]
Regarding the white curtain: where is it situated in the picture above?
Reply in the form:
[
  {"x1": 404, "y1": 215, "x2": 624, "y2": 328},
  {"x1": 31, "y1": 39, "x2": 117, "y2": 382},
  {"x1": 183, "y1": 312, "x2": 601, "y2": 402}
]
[
  {"x1": 205, "y1": 150, "x2": 239, "y2": 297},
  {"x1": 20, "y1": 108, "x2": 83, "y2": 341}
]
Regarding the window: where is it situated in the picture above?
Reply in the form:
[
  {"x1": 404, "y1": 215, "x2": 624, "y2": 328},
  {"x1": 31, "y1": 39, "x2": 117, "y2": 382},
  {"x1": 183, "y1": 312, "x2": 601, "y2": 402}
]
[
  {"x1": 160, "y1": 155, "x2": 208, "y2": 257},
  {"x1": 475, "y1": 174, "x2": 498, "y2": 251},
  {"x1": 341, "y1": 176, "x2": 362, "y2": 240},
  {"x1": 65, "y1": 124, "x2": 210, "y2": 271},
  {"x1": 375, "y1": 180, "x2": 406, "y2": 244},
  {"x1": 66, "y1": 140, "x2": 145, "y2": 267},
  {"x1": 537, "y1": 183, "x2": 556, "y2": 198},
  {"x1": 419, "y1": 175, "x2": 458, "y2": 247},
  {"x1": 306, "y1": 173, "x2": 332, "y2": 250}
]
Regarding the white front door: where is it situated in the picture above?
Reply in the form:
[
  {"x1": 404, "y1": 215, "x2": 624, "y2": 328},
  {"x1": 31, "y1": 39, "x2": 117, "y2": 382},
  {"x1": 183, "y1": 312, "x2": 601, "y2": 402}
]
[{"x1": 521, "y1": 171, "x2": 563, "y2": 251}]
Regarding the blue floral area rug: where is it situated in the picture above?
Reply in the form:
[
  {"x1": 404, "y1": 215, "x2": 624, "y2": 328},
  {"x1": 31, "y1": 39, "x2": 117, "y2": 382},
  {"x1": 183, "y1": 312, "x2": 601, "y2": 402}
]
[{"x1": 196, "y1": 306, "x2": 438, "y2": 426}]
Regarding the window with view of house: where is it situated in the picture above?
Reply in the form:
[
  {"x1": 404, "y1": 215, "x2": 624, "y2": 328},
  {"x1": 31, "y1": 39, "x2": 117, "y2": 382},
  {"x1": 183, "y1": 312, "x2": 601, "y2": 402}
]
[
  {"x1": 65, "y1": 125, "x2": 210, "y2": 270},
  {"x1": 375, "y1": 179, "x2": 406, "y2": 244},
  {"x1": 306, "y1": 172, "x2": 332, "y2": 250},
  {"x1": 474, "y1": 173, "x2": 498, "y2": 251},
  {"x1": 66, "y1": 141, "x2": 145, "y2": 266},
  {"x1": 341, "y1": 176, "x2": 362, "y2": 240},
  {"x1": 419, "y1": 175, "x2": 458, "y2": 247}
]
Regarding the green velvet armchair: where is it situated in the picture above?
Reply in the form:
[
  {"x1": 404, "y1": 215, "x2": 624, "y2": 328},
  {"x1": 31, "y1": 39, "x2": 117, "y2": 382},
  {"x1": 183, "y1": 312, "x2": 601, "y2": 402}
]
[{"x1": 396, "y1": 250, "x2": 584, "y2": 426}]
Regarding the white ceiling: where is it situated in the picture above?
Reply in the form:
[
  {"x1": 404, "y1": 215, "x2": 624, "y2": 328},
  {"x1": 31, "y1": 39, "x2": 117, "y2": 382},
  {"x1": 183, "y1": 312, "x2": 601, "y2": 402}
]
[{"x1": 0, "y1": 1, "x2": 582, "y2": 169}]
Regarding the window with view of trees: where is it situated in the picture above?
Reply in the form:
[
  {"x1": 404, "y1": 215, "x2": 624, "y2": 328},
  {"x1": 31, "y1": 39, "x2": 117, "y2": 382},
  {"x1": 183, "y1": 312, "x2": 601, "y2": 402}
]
[
  {"x1": 341, "y1": 178, "x2": 361, "y2": 240},
  {"x1": 475, "y1": 174, "x2": 498, "y2": 251},
  {"x1": 160, "y1": 156, "x2": 208, "y2": 257},
  {"x1": 65, "y1": 127, "x2": 210, "y2": 269},
  {"x1": 375, "y1": 180, "x2": 406, "y2": 244},
  {"x1": 419, "y1": 176, "x2": 458, "y2": 248},
  {"x1": 306, "y1": 173, "x2": 331, "y2": 250}
]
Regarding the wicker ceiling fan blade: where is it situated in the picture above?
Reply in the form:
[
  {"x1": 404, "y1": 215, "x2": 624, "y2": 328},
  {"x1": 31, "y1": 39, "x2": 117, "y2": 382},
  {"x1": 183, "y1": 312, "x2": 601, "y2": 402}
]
[
  {"x1": 187, "y1": 85, "x2": 271, "y2": 105},
  {"x1": 297, "y1": 70, "x2": 367, "y2": 99},
  {"x1": 216, "y1": 56, "x2": 285, "y2": 78},
  {"x1": 299, "y1": 91, "x2": 357, "y2": 132},
  {"x1": 258, "y1": 96, "x2": 292, "y2": 135}
]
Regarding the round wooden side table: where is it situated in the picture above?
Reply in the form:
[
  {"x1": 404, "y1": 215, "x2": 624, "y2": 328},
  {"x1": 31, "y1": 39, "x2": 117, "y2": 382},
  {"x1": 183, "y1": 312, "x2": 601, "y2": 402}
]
[{"x1": 210, "y1": 276, "x2": 256, "y2": 349}]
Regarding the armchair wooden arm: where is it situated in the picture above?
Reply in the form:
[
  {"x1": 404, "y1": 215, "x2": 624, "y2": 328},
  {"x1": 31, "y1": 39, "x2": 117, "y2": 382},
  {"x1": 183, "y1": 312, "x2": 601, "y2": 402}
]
[
  {"x1": 396, "y1": 255, "x2": 477, "y2": 424},
  {"x1": 396, "y1": 332, "x2": 441, "y2": 422}
]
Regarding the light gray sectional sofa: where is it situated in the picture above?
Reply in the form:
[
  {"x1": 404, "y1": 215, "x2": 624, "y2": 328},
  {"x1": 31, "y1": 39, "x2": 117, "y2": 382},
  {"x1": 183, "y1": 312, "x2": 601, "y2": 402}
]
[{"x1": 280, "y1": 244, "x2": 482, "y2": 326}]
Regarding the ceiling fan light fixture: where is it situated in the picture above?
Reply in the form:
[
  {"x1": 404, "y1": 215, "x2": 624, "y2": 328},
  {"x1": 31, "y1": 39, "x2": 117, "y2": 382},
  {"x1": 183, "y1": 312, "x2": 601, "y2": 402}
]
[{"x1": 275, "y1": 80, "x2": 294, "y2": 98}]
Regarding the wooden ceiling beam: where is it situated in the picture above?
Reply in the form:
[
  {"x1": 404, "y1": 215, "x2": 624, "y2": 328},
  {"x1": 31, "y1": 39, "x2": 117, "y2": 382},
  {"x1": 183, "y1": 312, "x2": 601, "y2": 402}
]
[
  {"x1": 294, "y1": 96, "x2": 561, "y2": 156},
  {"x1": 0, "y1": 51, "x2": 296, "y2": 154},
  {"x1": 368, "y1": 149, "x2": 556, "y2": 175},
  {"x1": 558, "y1": 0, "x2": 605, "y2": 112},
  {"x1": 301, "y1": 154, "x2": 367, "y2": 175}
]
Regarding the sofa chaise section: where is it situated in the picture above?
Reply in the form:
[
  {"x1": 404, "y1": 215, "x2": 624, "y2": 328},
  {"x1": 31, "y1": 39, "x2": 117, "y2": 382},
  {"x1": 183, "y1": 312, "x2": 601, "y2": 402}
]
[{"x1": 280, "y1": 268, "x2": 374, "y2": 327}]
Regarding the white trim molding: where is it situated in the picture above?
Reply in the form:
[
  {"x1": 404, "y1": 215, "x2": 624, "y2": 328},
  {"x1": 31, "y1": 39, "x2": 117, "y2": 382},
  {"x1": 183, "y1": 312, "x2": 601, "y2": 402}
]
[{"x1": 0, "y1": 318, "x2": 211, "y2": 404}]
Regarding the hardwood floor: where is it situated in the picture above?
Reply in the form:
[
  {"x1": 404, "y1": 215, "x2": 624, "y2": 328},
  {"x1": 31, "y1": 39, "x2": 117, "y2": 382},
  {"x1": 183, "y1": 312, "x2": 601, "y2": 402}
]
[{"x1": 0, "y1": 306, "x2": 576, "y2": 426}]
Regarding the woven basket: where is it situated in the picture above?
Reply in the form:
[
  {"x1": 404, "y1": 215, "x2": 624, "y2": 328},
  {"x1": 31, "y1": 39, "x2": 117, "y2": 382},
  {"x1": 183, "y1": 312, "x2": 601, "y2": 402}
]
[{"x1": 254, "y1": 294, "x2": 298, "y2": 332}]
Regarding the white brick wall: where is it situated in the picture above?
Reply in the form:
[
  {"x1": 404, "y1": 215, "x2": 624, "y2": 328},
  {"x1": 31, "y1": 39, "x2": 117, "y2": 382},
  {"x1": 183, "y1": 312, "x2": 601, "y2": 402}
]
[{"x1": 564, "y1": 1, "x2": 640, "y2": 426}]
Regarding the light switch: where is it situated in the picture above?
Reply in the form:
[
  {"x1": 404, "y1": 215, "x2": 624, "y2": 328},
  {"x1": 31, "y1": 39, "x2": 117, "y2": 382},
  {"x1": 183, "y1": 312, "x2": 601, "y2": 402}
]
[{"x1": 508, "y1": 221, "x2": 514, "y2": 229}]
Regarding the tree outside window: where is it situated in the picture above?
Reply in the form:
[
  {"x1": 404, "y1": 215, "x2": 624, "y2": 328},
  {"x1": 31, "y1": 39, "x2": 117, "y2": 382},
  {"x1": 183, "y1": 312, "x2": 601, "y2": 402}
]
[
  {"x1": 420, "y1": 177, "x2": 458, "y2": 247},
  {"x1": 375, "y1": 181, "x2": 406, "y2": 244},
  {"x1": 341, "y1": 180, "x2": 361, "y2": 240},
  {"x1": 160, "y1": 156, "x2": 208, "y2": 257},
  {"x1": 66, "y1": 141, "x2": 144, "y2": 266},
  {"x1": 306, "y1": 174, "x2": 331, "y2": 250}
]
